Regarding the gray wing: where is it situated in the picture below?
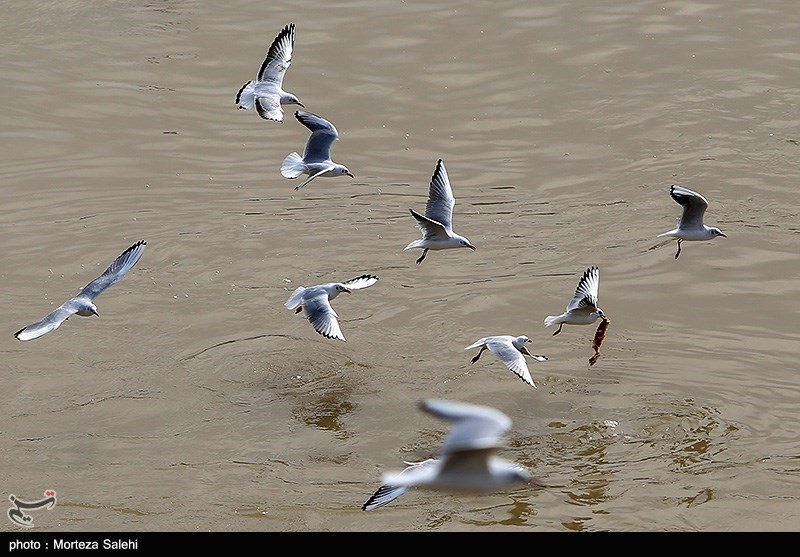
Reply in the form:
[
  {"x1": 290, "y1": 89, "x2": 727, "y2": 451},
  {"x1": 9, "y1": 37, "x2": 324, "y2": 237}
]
[
  {"x1": 362, "y1": 459, "x2": 437, "y2": 511},
  {"x1": 14, "y1": 300, "x2": 82, "y2": 341},
  {"x1": 295, "y1": 111, "x2": 339, "y2": 163},
  {"x1": 424, "y1": 159, "x2": 455, "y2": 231},
  {"x1": 342, "y1": 274, "x2": 379, "y2": 290},
  {"x1": 670, "y1": 184, "x2": 709, "y2": 230},
  {"x1": 566, "y1": 266, "x2": 599, "y2": 311},
  {"x1": 421, "y1": 399, "x2": 511, "y2": 454},
  {"x1": 256, "y1": 22, "x2": 295, "y2": 85},
  {"x1": 78, "y1": 240, "x2": 147, "y2": 301},
  {"x1": 409, "y1": 208, "x2": 449, "y2": 241},
  {"x1": 486, "y1": 338, "x2": 536, "y2": 388},
  {"x1": 302, "y1": 291, "x2": 345, "y2": 341},
  {"x1": 255, "y1": 97, "x2": 283, "y2": 122}
]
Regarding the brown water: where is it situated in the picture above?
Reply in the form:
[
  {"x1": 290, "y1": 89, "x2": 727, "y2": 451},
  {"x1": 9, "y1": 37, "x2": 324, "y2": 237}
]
[{"x1": 2, "y1": 0, "x2": 799, "y2": 532}]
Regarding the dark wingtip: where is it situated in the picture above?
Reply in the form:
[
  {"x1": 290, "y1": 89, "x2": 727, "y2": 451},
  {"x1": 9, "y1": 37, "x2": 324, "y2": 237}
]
[{"x1": 13, "y1": 327, "x2": 25, "y2": 340}]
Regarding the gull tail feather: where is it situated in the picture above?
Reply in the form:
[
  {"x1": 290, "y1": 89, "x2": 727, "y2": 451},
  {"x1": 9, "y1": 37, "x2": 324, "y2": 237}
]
[
  {"x1": 544, "y1": 315, "x2": 561, "y2": 328},
  {"x1": 403, "y1": 239, "x2": 425, "y2": 251},
  {"x1": 284, "y1": 287, "x2": 305, "y2": 310},
  {"x1": 281, "y1": 152, "x2": 305, "y2": 178}
]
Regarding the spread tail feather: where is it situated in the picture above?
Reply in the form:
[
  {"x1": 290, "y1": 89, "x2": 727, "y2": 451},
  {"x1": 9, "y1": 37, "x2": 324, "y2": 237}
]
[
  {"x1": 544, "y1": 315, "x2": 561, "y2": 328},
  {"x1": 403, "y1": 239, "x2": 425, "y2": 251},
  {"x1": 281, "y1": 152, "x2": 305, "y2": 178}
]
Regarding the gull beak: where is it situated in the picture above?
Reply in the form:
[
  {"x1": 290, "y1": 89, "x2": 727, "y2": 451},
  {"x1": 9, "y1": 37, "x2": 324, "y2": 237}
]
[
  {"x1": 346, "y1": 172, "x2": 354, "y2": 178},
  {"x1": 467, "y1": 243, "x2": 476, "y2": 251},
  {"x1": 343, "y1": 287, "x2": 352, "y2": 294},
  {"x1": 91, "y1": 308, "x2": 99, "y2": 317},
  {"x1": 297, "y1": 101, "x2": 305, "y2": 108},
  {"x1": 719, "y1": 232, "x2": 727, "y2": 238}
]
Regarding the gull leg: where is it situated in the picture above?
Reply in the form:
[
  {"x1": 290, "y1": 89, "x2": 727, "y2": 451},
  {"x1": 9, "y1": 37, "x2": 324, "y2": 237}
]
[
  {"x1": 416, "y1": 249, "x2": 429, "y2": 265},
  {"x1": 470, "y1": 346, "x2": 487, "y2": 364},
  {"x1": 552, "y1": 323, "x2": 563, "y2": 336},
  {"x1": 295, "y1": 306, "x2": 303, "y2": 314},
  {"x1": 675, "y1": 239, "x2": 682, "y2": 259}
]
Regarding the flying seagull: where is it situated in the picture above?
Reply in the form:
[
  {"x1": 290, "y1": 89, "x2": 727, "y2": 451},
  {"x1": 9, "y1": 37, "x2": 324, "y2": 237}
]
[
  {"x1": 658, "y1": 184, "x2": 726, "y2": 259},
  {"x1": 544, "y1": 266, "x2": 605, "y2": 336},
  {"x1": 236, "y1": 22, "x2": 304, "y2": 122},
  {"x1": 14, "y1": 240, "x2": 147, "y2": 341},
  {"x1": 362, "y1": 399, "x2": 543, "y2": 510},
  {"x1": 464, "y1": 335, "x2": 547, "y2": 389},
  {"x1": 284, "y1": 274, "x2": 377, "y2": 341},
  {"x1": 281, "y1": 111, "x2": 353, "y2": 190},
  {"x1": 404, "y1": 159, "x2": 475, "y2": 264}
]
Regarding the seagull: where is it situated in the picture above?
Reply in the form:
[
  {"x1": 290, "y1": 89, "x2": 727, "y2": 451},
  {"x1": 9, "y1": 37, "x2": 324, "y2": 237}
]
[
  {"x1": 544, "y1": 266, "x2": 605, "y2": 336},
  {"x1": 14, "y1": 240, "x2": 147, "y2": 341},
  {"x1": 281, "y1": 111, "x2": 353, "y2": 190},
  {"x1": 464, "y1": 335, "x2": 547, "y2": 389},
  {"x1": 284, "y1": 274, "x2": 377, "y2": 341},
  {"x1": 235, "y1": 23, "x2": 304, "y2": 122},
  {"x1": 362, "y1": 399, "x2": 542, "y2": 510},
  {"x1": 404, "y1": 159, "x2": 476, "y2": 264},
  {"x1": 658, "y1": 184, "x2": 727, "y2": 259}
]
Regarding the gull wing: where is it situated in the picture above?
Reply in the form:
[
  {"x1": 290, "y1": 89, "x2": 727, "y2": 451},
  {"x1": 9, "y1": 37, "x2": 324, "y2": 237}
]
[
  {"x1": 566, "y1": 266, "x2": 599, "y2": 312},
  {"x1": 421, "y1": 399, "x2": 511, "y2": 454},
  {"x1": 293, "y1": 164, "x2": 336, "y2": 191},
  {"x1": 295, "y1": 111, "x2": 339, "y2": 163},
  {"x1": 486, "y1": 338, "x2": 536, "y2": 388},
  {"x1": 342, "y1": 274, "x2": 378, "y2": 291},
  {"x1": 302, "y1": 291, "x2": 345, "y2": 341},
  {"x1": 424, "y1": 159, "x2": 455, "y2": 231},
  {"x1": 256, "y1": 23, "x2": 295, "y2": 85},
  {"x1": 362, "y1": 459, "x2": 437, "y2": 511},
  {"x1": 255, "y1": 97, "x2": 283, "y2": 122},
  {"x1": 77, "y1": 240, "x2": 147, "y2": 301},
  {"x1": 14, "y1": 300, "x2": 82, "y2": 341},
  {"x1": 670, "y1": 184, "x2": 709, "y2": 230},
  {"x1": 409, "y1": 208, "x2": 449, "y2": 241}
]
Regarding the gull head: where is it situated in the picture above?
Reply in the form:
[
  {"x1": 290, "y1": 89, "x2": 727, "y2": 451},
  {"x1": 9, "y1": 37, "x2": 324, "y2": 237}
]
[
  {"x1": 594, "y1": 308, "x2": 606, "y2": 321},
  {"x1": 456, "y1": 235, "x2": 476, "y2": 251},
  {"x1": 336, "y1": 284, "x2": 352, "y2": 294},
  {"x1": 710, "y1": 227, "x2": 727, "y2": 239},
  {"x1": 513, "y1": 336, "x2": 531, "y2": 348},
  {"x1": 90, "y1": 304, "x2": 99, "y2": 317},
  {"x1": 337, "y1": 164, "x2": 354, "y2": 178},
  {"x1": 283, "y1": 93, "x2": 304, "y2": 108}
]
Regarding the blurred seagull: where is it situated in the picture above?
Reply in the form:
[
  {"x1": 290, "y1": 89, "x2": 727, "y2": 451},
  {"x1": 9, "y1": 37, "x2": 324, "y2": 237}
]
[
  {"x1": 281, "y1": 111, "x2": 353, "y2": 190},
  {"x1": 284, "y1": 274, "x2": 377, "y2": 341},
  {"x1": 362, "y1": 399, "x2": 542, "y2": 510},
  {"x1": 465, "y1": 335, "x2": 547, "y2": 389},
  {"x1": 404, "y1": 159, "x2": 475, "y2": 264},
  {"x1": 14, "y1": 240, "x2": 147, "y2": 341},
  {"x1": 544, "y1": 266, "x2": 605, "y2": 336},
  {"x1": 658, "y1": 184, "x2": 726, "y2": 259},
  {"x1": 236, "y1": 23, "x2": 304, "y2": 122}
]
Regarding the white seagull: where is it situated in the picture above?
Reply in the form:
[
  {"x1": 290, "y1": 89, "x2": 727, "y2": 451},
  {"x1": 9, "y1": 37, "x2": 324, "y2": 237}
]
[
  {"x1": 544, "y1": 266, "x2": 605, "y2": 336},
  {"x1": 658, "y1": 184, "x2": 727, "y2": 259},
  {"x1": 464, "y1": 335, "x2": 547, "y2": 389},
  {"x1": 14, "y1": 240, "x2": 147, "y2": 341},
  {"x1": 284, "y1": 274, "x2": 377, "y2": 341},
  {"x1": 236, "y1": 23, "x2": 304, "y2": 122},
  {"x1": 281, "y1": 111, "x2": 353, "y2": 190},
  {"x1": 404, "y1": 159, "x2": 476, "y2": 264},
  {"x1": 362, "y1": 399, "x2": 542, "y2": 510}
]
